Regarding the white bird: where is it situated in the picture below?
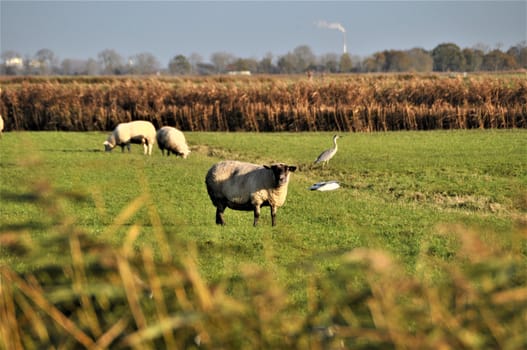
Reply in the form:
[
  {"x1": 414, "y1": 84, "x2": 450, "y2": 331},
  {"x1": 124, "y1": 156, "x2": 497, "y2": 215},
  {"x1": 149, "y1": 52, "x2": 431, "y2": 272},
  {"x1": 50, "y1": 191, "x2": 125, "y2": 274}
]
[
  {"x1": 309, "y1": 181, "x2": 340, "y2": 191},
  {"x1": 314, "y1": 135, "x2": 341, "y2": 167}
]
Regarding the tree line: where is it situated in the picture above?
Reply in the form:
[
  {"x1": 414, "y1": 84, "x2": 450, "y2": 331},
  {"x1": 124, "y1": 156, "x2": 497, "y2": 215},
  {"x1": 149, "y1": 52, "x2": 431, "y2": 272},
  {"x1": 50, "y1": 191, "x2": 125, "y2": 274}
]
[{"x1": 2, "y1": 42, "x2": 526, "y2": 76}]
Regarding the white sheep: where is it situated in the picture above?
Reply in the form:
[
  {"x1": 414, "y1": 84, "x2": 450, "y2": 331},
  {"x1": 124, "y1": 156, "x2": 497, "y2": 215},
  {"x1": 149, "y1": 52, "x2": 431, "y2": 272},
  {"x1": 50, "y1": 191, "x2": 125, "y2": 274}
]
[
  {"x1": 156, "y1": 126, "x2": 190, "y2": 158},
  {"x1": 103, "y1": 120, "x2": 156, "y2": 155},
  {"x1": 0, "y1": 114, "x2": 3, "y2": 137},
  {"x1": 205, "y1": 160, "x2": 297, "y2": 226}
]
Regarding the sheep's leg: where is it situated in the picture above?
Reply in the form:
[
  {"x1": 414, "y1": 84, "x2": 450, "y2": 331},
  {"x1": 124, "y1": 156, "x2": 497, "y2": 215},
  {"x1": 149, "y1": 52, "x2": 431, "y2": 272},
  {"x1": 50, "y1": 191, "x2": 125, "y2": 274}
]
[
  {"x1": 215, "y1": 205, "x2": 226, "y2": 225},
  {"x1": 270, "y1": 206, "x2": 277, "y2": 226},
  {"x1": 253, "y1": 206, "x2": 261, "y2": 227},
  {"x1": 126, "y1": 143, "x2": 131, "y2": 153}
]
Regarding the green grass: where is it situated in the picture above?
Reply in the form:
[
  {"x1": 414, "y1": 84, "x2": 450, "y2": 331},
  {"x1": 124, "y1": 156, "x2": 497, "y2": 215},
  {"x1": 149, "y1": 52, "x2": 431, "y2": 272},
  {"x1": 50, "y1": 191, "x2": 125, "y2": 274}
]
[
  {"x1": 1, "y1": 130, "x2": 526, "y2": 348},
  {"x1": 2, "y1": 130, "x2": 525, "y2": 280}
]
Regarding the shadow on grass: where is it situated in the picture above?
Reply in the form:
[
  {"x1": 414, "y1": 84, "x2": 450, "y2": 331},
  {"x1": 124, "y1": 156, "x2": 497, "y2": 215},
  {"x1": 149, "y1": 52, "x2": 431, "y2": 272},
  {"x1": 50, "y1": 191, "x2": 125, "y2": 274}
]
[{"x1": 41, "y1": 148, "x2": 104, "y2": 153}]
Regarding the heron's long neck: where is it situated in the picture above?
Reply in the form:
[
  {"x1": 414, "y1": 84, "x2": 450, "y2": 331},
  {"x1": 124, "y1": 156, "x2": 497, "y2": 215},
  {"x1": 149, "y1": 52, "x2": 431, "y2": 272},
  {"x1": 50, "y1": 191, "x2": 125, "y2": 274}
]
[{"x1": 333, "y1": 138, "x2": 338, "y2": 149}]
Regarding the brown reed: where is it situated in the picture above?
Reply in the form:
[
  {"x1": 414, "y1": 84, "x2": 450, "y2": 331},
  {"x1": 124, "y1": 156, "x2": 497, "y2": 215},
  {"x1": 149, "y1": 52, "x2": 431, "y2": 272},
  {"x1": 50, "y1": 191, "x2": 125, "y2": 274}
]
[{"x1": 0, "y1": 74, "x2": 526, "y2": 132}]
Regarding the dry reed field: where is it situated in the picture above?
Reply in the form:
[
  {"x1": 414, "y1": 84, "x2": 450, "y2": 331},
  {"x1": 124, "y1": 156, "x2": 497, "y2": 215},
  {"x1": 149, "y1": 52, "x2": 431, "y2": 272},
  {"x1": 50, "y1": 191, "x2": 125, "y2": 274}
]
[{"x1": 1, "y1": 73, "x2": 526, "y2": 132}]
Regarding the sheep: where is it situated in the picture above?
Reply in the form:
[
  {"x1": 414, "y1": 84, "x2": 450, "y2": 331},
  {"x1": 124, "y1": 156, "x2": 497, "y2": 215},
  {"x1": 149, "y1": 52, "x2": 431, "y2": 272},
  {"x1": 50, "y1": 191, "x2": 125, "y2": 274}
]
[
  {"x1": 0, "y1": 114, "x2": 3, "y2": 137},
  {"x1": 103, "y1": 120, "x2": 156, "y2": 155},
  {"x1": 156, "y1": 126, "x2": 190, "y2": 158},
  {"x1": 205, "y1": 160, "x2": 297, "y2": 226}
]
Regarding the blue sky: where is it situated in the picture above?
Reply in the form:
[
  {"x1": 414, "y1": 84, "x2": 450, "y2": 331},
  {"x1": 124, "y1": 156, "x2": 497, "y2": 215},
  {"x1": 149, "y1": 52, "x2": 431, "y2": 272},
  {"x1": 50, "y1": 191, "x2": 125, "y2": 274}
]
[{"x1": 1, "y1": 1, "x2": 526, "y2": 66}]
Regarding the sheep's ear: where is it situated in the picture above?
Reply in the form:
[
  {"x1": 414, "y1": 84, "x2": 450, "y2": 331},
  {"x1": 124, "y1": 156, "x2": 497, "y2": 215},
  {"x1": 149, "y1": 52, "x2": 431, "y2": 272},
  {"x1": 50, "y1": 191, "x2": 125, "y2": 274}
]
[{"x1": 288, "y1": 166, "x2": 297, "y2": 172}]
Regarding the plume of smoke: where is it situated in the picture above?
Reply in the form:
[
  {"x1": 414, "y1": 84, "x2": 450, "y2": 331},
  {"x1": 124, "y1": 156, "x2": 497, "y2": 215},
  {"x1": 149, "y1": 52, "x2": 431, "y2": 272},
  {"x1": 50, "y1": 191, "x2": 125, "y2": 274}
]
[{"x1": 315, "y1": 20, "x2": 346, "y2": 33}]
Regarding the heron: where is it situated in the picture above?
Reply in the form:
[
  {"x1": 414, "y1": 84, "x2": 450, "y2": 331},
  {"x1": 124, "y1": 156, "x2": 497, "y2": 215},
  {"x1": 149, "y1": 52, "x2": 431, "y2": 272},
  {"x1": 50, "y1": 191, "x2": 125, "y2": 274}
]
[{"x1": 314, "y1": 134, "x2": 341, "y2": 167}]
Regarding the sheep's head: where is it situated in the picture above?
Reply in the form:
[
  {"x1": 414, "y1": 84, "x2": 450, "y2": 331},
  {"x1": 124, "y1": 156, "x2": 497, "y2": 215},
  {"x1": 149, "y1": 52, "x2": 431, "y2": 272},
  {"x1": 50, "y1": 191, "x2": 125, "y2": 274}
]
[
  {"x1": 265, "y1": 163, "x2": 297, "y2": 187},
  {"x1": 103, "y1": 140, "x2": 115, "y2": 152},
  {"x1": 181, "y1": 149, "x2": 191, "y2": 159},
  {"x1": 103, "y1": 134, "x2": 116, "y2": 152}
]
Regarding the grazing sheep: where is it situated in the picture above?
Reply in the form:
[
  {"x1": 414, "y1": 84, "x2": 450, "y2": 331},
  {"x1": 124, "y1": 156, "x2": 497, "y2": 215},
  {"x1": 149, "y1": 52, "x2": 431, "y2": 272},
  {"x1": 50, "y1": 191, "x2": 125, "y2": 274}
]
[
  {"x1": 103, "y1": 120, "x2": 156, "y2": 155},
  {"x1": 156, "y1": 126, "x2": 190, "y2": 158},
  {"x1": 0, "y1": 114, "x2": 3, "y2": 137},
  {"x1": 205, "y1": 160, "x2": 297, "y2": 226}
]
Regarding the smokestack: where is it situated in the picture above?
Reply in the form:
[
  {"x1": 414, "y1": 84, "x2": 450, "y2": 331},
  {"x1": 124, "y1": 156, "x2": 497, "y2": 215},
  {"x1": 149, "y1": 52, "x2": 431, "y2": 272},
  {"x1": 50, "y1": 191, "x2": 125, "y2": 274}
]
[{"x1": 315, "y1": 20, "x2": 348, "y2": 54}]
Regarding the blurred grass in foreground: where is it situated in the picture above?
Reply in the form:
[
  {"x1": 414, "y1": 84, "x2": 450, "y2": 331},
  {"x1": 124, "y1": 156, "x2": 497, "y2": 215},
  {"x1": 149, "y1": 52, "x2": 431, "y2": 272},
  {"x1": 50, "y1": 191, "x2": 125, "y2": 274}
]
[{"x1": 1, "y1": 178, "x2": 526, "y2": 349}]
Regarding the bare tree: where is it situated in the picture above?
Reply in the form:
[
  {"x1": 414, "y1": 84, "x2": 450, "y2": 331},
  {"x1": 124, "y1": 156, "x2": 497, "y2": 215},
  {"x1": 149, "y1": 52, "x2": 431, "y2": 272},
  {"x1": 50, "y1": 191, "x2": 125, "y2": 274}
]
[
  {"x1": 35, "y1": 48, "x2": 57, "y2": 75},
  {"x1": 276, "y1": 45, "x2": 316, "y2": 74},
  {"x1": 473, "y1": 43, "x2": 490, "y2": 54},
  {"x1": 211, "y1": 52, "x2": 236, "y2": 73},
  {"x1": 98, "y1": 49, "x2": 124, "y2": 75},
  {"x1": 292, "y1": 45, "x2": 316, "y2": 72},
  {"x1": 61, "y1": 58, "x2": 84, "y2": 75},
  {"x1": 319, "y1": 53, "x2": 339, "y2": 73},
  {"x1": 277, "y1": 53, "x2": 296, "y2": 74},
  {"x1": 188, "y1": 53, "x2": 203, "y2": 74},
  {"x1": 84, "y1": 58, "x2": 100, "y2": 75},
  {"x1": 129, "y1": 52, "x2": 160, "y2": 75}
]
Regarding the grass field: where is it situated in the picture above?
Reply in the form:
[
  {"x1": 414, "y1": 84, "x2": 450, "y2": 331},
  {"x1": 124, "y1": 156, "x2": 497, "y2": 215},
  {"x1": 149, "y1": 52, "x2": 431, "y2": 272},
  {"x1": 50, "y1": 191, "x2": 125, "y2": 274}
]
[{"x1": 1, "y1": 130, "x2": 526, "y2": 348}]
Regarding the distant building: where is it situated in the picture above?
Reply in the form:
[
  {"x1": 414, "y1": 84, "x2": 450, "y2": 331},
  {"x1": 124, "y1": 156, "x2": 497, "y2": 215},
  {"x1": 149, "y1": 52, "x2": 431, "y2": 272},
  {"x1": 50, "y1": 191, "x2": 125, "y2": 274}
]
[
  {"x1": 5, "y1": 57, "x2": 23, "y2": 68},
  {"x1": 29, "y1": 60, "x2": 43, "y2": 68},
  {"x1": 227, "y1": 70, "x2": 251, "y2": 76}
]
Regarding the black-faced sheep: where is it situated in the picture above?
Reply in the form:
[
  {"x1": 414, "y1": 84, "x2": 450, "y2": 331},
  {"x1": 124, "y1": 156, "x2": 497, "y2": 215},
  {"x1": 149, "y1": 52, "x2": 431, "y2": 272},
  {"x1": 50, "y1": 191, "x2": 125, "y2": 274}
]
[
  {"x1": 103, "y1": 120, "x2": 156, "y2": 155},
  {"x1": 156, "y1": 126, "x2": 190, "y2": 158},
  {"x1": 205, "y1": 160, "x2": 297, "y2": 226}
]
